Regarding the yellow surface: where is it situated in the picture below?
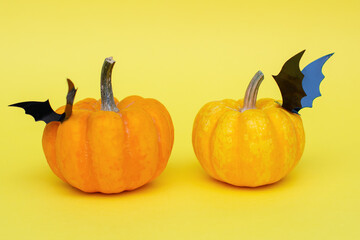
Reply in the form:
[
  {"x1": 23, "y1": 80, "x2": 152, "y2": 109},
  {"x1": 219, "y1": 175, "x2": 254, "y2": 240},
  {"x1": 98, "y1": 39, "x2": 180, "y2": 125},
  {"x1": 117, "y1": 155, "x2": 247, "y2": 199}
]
[{"x1": 1, "y1": 0, "x2": 359, "y2": 239}]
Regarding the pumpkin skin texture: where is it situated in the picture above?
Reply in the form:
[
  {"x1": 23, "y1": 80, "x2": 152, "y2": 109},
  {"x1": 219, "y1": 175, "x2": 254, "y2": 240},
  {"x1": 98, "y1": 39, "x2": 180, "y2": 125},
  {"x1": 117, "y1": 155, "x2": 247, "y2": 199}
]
[
  {"x1": 192, "y1": 98, "x2": 305, "y2": 187},
  {"x1": 43, "y1": 96, "x2": 174, "y2": 194}
]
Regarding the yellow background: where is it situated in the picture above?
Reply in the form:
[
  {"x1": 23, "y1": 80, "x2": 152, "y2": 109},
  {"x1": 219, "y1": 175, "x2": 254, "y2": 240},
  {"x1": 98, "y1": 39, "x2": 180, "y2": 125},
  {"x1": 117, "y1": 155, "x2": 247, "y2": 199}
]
[{"x1": 1, "y1": 0, "x2": 359, "y2": 239}]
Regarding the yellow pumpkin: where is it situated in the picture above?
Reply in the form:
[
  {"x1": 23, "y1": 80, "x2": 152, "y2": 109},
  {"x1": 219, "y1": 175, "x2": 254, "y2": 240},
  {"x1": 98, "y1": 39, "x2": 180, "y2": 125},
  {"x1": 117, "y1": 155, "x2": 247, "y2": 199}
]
[{"x1": 192, "y1": 71, "x2": 305, "y2": 187}]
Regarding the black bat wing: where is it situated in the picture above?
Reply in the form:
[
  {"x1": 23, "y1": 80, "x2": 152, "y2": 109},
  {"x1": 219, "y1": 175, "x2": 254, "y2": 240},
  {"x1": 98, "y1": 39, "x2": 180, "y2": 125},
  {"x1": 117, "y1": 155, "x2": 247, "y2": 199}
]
[
  {"x1": 272, "y1": 50, "x2": 306, "y2": 113},
  {"x1": 9, "y1": 100, "x2": 64, "y2": 124}
]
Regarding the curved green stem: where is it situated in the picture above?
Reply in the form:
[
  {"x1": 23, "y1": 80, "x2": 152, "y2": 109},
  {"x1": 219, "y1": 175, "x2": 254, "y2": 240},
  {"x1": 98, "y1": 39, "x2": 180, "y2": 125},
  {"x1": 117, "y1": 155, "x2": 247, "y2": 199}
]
[
  {"x1": 240, "y1": 71, "x2": 264, "y2": 112},
  {"x1": 101, "y1": 57, "x2": 119, "y2": 112}
]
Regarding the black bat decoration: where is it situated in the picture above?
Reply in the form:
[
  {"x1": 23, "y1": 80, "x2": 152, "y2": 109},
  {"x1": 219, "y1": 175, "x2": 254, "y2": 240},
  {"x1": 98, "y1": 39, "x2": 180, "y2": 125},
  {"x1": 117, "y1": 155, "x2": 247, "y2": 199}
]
[
  {"x1": 273, "y1": 50, "x2": 333, "y2": 114},
  {"x1": 272, "y1": 50, "x2": 306, "y2": 113},
  {"x1": 9, "y1": 79, "x2": 77, "y2": 124},
  {"x1": 9, "y1": 100, "x2": 64, "y2": 124}
]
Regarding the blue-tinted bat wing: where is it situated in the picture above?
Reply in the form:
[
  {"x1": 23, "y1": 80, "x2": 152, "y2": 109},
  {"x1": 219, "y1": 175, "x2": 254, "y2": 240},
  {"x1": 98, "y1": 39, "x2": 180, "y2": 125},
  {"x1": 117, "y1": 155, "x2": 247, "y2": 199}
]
[{"x1": 300, "y1": 53, "x2": 334, "y2": 109}]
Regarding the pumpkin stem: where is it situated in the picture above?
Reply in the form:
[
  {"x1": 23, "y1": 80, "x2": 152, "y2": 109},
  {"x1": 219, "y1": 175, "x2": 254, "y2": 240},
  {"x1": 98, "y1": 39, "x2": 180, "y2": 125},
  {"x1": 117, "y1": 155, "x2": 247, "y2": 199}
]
[
  {"x1": 63, "y1": 78, "x2": 77, "y2": 121},
  {"x1": 240, "y1": 71, "x2": 264, "y2": 112},
  {"x1": 101, "y1": 57, "x2": 119, "y2": 112}
]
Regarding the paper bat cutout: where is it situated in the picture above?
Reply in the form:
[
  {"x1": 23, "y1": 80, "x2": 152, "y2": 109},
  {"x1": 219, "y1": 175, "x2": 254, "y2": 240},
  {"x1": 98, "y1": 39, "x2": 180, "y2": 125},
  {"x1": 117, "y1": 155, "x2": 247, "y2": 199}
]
[
  {"x1": 300, "y1": 53, "x2": 334, "y2": 109},
  {"x1": 10, "y1": 100, "x2": 64, "y2": 123},
  {"x1": 273, "y1": 50, "x2": 333, "y2": 113},
  {"x1": 273, "y1": 50, "x2": 305, "y2": 113},
  {"x1": 9, "y1": 79, "x2": 77, "y2": 124}
]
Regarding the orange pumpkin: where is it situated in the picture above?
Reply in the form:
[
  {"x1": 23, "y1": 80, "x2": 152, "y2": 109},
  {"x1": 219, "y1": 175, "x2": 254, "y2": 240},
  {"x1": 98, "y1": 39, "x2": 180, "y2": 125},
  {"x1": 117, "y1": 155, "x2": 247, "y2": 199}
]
[
  {"x1": 42, "y1": 57, "x2": 174, "y2": 193},
  {"x1": 192, "y1": 71, "x2": 305, "y2": 187}
]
